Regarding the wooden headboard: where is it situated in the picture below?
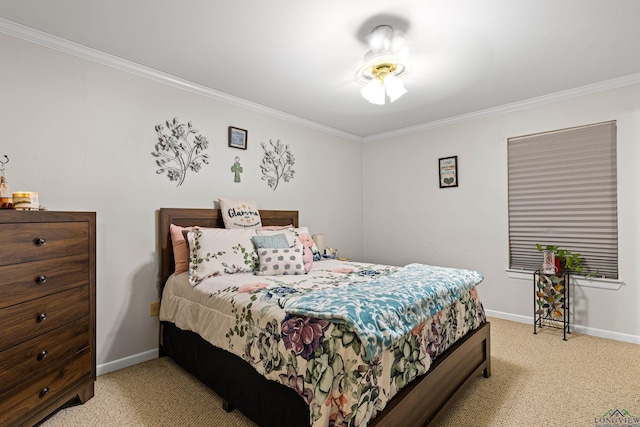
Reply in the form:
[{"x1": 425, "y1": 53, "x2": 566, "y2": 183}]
[{"x1": 158, "y1": 208, "x2": 299, "y2": 286}]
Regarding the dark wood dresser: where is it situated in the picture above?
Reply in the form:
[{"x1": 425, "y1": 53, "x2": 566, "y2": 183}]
[{"x1": 0, "y1": 210, "x2": 96, "y2": 426}]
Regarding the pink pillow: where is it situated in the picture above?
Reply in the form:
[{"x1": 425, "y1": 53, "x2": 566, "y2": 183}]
[
  {"x1": 170, "y1": 224, "x2": 193, "y2": 275},
  {"x1": 298, "y1": 232, "x2": 314, "y2": 272},
  {"x1": 261, "y1": 224, "x2": 293, "y2": 230}
]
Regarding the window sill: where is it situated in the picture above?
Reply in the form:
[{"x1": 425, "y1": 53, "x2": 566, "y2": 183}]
[{"x1": 505, "y1": 269, "x2": 623, "y2": 290}]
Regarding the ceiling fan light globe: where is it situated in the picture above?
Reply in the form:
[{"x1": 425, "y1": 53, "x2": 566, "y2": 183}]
[
  {"x1": 385, "y1": 74, "x2": 407, "y2": 103},
  {"x1": 361, "y1": 79, "x2": 385, "y2": 105}
]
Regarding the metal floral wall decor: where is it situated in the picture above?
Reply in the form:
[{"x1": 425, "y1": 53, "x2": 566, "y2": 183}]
[
  {"x1": 260, "y1": 139, "x2": 295, "y2": 191},
  {"x1": 152, "y1": 118, "x2": 210, "y2": 186}
]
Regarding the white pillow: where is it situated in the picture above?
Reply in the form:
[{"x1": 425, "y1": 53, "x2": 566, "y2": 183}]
[
  {"x1": 218, "y1": 198, "x2": 262, "y2": 229},
  {"x1": 256, "y1": 245, "x2": 306, "y2": 276},
  {"x1": 187, "y1": 227, "x2": 258, "y2": 286}
]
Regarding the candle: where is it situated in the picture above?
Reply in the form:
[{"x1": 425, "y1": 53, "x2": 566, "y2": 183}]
[{"x1": 312, "y1": 234, "x2": 325, "y2": 254}]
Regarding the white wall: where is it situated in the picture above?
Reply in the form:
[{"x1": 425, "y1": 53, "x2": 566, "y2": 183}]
[
  {"x1": 0, "y1": 33, "x2": 364, "y2": 371},
  {"x1": 363, "y1": 84, "x2": 640, "y2": 342},
  {"x1": 3, "y1": 29, "x2": 637, "y2": 374}
]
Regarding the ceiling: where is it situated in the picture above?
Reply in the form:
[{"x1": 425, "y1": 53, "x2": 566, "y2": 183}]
[{"x1": 1, "y1": 0, "x2": 639, "y2": 140}]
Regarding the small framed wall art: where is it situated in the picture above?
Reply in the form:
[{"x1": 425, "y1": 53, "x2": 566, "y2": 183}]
[
  {"x1": 439, "y1": 156, "x2": 458, "y2": 188},
  {"x1": 228, "y1": 126, "x2": 248, "y2": 150}
]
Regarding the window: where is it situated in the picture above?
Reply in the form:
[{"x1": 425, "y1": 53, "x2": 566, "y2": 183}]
[{"x1": 507, "y1": 121, "x2": 618, "y2": 279}]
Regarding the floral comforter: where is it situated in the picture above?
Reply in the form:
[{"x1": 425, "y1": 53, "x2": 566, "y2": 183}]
[
  {"x1": 286, "y1": 263, "x2": 483, "y2": 362},
  {"x1": 159, "y1": 259, "x2": 486, "y2": 427}
]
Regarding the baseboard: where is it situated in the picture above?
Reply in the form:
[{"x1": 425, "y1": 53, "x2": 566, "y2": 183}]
[
  {"x1": 97, "y1": 348, "x2": 158, "y2": 376},
  {"x1": 96, "y1": 311, "x2": 640, "y2": 376},
  {"x1": 485, "y1": 309, "x2": 640, "y2": 345}
]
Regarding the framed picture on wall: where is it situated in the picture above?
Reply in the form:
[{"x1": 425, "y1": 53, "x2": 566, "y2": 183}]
[
  {"x1": 439, "y1": 156, "x2": 458, "y2": 188},
  {"x1": 228, "y1": 126, "x2": 248, "y2": 150}
]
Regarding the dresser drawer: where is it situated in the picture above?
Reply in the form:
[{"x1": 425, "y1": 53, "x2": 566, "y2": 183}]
[
  {"x1": 0, "y1": 222, "x2": 89, "y2": 266},
  {"x1": 0, "y1": 254, "x2": 89, "y2": 309},
  {"x1": 0, "y1": 350, "x2": 91, "y2": 426},
  {"x1": 0, "y1": 317, "x2": 90, "y2": 395},
  {"x1": 0, "y1": 286, "x2": 89, "y2": 352}
]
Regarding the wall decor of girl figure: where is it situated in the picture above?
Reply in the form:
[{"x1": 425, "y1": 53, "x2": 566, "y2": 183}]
[
  {"x1": 0, "y1": 155, "x2": 11, "y2": 209},
  {"x1": 0, "y1": 155, "x2": 10, "y2": 198}
]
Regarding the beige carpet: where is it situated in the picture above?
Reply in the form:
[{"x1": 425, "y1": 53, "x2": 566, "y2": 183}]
[{"x1": 40, "y1": 317, "x2": 640, "y2": 427}]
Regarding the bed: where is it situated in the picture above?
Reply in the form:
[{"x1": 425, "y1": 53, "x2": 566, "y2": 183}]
[{"x1": 157, "y1": 208, "x2": 491, "y2": 427}]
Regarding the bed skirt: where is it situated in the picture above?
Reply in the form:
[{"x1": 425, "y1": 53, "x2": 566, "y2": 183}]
[
  {"x1": 161, "y1": 321, "x2": 309, "y2": 426},
  {"x1": 160, "y1": 320, "x2": 491, "y2": 427}
]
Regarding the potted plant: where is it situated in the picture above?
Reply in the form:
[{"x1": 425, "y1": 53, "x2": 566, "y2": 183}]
[{"x1": 535, "y1": 244, "x2": 599, "y2": 277}]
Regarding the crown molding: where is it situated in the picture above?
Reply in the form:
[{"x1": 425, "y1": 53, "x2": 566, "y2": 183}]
[
  {"x1": 0, "y1": 18, "x2": 363, "y2": 142},
  {"x1": 364, "y1": 73, "x2": 640, "y2": 142}
]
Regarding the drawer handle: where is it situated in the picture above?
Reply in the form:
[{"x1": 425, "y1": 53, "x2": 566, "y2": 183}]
[
  {"x1": 40, "y1": 387, "x2": 50, "y2": 398},
  {"x1": 37, "y1": 350, "x2": 48, "y2": 361},
  {"x1": 37, "y1": 312, "x2": 47, "y2": 322},
  {"x1": 36, "y1": 275, "x2": 48, "y2": 284},
  {"x1": 35, "y1": 237, "x2": 47, "y2": 247}
]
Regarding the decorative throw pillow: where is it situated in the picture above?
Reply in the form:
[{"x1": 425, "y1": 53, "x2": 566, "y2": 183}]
[
  {"x1": 256, "y1": 228, "x2": 293, "y2": 242},
  {"x1": 297, "y1": 227, "x2": 323, "y2": 261},
  {"x1": 256, "y1": 245, "x2": 306, "y2": 276},
  {"x1": 298, "y1": 232, "x2": 315, "y2": 272},
  {"x1": 218, "y1": 198, "x2": 262, "y2": 229},
  {"x1": 251, "y1": 233, "x2": 290, "y2": 249},
  {"x1": 187, "y1": 228, "x2": 259, "y2": 286},
  {"x1": 257, "y1": 226, "x2": 322, "y2": 261},
  {"x1": 170, "y1": 224, "x2": 194, "y2": 275},
  {"x1": 261, "y1": 224, "x2": 293, "y2": 230}
]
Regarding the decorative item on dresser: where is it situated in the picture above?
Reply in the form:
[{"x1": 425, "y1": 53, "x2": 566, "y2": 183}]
[{"x1": 0, "y1": 210, "x2": 96, "y2": 427}]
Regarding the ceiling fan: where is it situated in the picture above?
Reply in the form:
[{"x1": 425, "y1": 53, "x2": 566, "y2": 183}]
[{"x1": 356, "y1": 25, "x2": 411, "y2": 105}]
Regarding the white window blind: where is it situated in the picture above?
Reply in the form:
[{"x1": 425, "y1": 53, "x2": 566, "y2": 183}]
[{"x1": 507, "y1": 121, "x2": 618, "y2": 279}]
